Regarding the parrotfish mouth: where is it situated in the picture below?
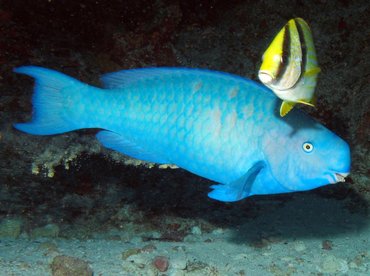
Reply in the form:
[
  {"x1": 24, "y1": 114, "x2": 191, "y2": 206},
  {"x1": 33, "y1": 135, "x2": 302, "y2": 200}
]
[{"x1": 334, "y1": 172, "x2": 349, "y2": 183}]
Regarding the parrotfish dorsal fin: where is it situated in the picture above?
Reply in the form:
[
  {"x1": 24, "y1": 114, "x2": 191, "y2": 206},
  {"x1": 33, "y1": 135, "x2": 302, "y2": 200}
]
[
  {"x1": 280, "y1": 101, "x2": 296, "y2": 117},
  {"x1": 100, "y1": 67, "x2": 196, "y2": 89},
  {"x1": 100, "y1": 68, "x2": 165, "y2": 89}
]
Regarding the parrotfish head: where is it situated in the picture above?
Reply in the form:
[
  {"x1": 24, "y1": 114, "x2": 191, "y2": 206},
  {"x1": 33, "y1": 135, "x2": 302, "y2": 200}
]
[{"x1": 262, "y1": 112, "x2": 351, "y2": 193}]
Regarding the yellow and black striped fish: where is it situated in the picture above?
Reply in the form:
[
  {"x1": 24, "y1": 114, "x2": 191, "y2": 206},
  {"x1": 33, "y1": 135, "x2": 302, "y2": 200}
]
[{"x1": 259, "y1": 18, "x2": 321, "y2": 117}]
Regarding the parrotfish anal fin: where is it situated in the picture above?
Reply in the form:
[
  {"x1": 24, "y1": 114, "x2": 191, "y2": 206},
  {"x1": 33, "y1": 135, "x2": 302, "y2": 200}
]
[
  {"x1": 207, "y1": 161, "x2": 265, "y2": 202},
  {"x1": 280, "y1": 101, "x2": 296, "y2": 117},
  {"x1": 101, "y1": 68, "x2": 184, "y2": 89},
  {"x1": 96, "y1": 130, "x2": 169, "y2": 164}
]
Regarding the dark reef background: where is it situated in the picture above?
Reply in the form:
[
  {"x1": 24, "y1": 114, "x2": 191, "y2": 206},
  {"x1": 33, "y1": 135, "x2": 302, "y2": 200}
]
[{"x1": 0, "y1": 0, "x2": 369, "y2": 241}]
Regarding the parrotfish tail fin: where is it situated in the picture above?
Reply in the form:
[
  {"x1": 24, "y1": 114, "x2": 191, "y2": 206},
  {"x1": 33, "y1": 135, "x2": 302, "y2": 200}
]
[
  {"x1": 14, "y1": 66, "x2": 88, "y2": 135},
  {"x1": 208, "y1": 161, "x2": 265, "y2": 202}
]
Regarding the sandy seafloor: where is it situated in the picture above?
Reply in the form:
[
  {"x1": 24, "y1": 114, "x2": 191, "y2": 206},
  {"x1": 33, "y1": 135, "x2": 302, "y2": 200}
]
[
  {"x1": 1, "y1": 192, "x2": 370, "y2": 275},
  {"x1": 0, "y1": 0, "x2": 369, "y2": 275}
]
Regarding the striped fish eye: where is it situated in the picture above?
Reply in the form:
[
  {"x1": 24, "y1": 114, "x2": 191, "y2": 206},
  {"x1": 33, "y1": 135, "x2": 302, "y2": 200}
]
[{"x1": 302, "y1": 142, "x2": 314, "y2": 153}]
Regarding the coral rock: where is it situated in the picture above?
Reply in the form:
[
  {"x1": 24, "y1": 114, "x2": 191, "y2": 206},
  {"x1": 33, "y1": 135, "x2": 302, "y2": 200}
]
[
  {"x1": 50, "y1": 255, "x2": 93, "y2": 276},
  {"x1": 153, "y1": 255, "x2": 169, "y2": 272}
]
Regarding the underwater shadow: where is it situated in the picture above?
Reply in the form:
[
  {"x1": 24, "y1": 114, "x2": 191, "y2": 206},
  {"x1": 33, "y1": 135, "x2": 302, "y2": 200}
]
[
  {"x1": 225, "y1": 187, "x2": 369, "y2": 244},
  {"x1": 16, "y1": 153, "x2": 367, "y2": 243},
  {"x1": 128, "y1": 165, "x2": 369, "y2": 243}
]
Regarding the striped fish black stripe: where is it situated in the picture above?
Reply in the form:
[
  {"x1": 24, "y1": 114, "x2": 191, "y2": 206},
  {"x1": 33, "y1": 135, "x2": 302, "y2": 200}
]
[
  {"x1": 295, "y1": 18, "x2": 307, "y2": 85},
  {"x1": 274, "y1": 24, "x2": 291, "y2": 84},
  {"x1": 274, "y1": 19, "x2": 307, "y2": 90}
]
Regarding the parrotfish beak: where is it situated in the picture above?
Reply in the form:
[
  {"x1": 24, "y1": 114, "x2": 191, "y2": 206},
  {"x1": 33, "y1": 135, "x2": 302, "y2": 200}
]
[
  {"x1": 328, "y1": 142, "x2": 351, "y2": 184},
  {"x1": 333, "y1": 172, "x2": 349, "y2": 183}
]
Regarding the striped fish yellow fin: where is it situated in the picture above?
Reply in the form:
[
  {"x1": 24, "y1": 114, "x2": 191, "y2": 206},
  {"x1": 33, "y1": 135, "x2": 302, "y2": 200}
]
[
  {"x1": 304, "y1": 66, "x2": 321, "y2": 77},
  {"x1": 296, "y1": 97, "x2": 316, "y2": 107},
  {"x1": 280, "y1": 101, "x2": 296, "y2": 117}
]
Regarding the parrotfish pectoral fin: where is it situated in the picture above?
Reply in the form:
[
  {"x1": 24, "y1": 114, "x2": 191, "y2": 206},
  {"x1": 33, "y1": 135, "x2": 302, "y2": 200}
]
[
  {"x1": 13, "y1": 66, "x2": 87, "y2": 135},
  {"x1": 207, "y1": 161, "x2": 265, "y2": 202},
  {"x1": 280, "y1": 101, "x2": 296, "y2": 117},
  {"x1": 96, "y1": 130, "x2": 169, "y2": 164}
]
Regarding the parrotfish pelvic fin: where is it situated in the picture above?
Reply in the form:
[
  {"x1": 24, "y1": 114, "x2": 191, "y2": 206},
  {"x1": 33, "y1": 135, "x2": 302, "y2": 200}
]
[{"x1": 207, "y1": 161, "x2": 265, "y2": 202}]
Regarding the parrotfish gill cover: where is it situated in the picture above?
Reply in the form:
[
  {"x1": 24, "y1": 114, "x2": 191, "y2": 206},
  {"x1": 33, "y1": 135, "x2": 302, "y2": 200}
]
[{"x1": 14, "y1": 66, "x2": 351, "y2": 202}]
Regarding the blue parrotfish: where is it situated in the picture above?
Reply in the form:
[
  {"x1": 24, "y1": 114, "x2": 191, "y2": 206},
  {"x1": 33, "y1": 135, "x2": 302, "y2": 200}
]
[
  {"x1": 14, "y1": 66, "x2": 350, "y2": 202},
  {"x1": 259, "y1": 18, "x2": 321, "y2": 117}
]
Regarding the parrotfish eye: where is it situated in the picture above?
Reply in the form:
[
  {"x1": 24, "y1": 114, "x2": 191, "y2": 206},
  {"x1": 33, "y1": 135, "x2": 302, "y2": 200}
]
[{"x1": 302, "y1": 142, "x2": 314, "y2": 153}]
